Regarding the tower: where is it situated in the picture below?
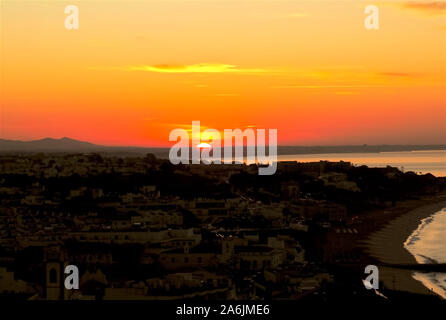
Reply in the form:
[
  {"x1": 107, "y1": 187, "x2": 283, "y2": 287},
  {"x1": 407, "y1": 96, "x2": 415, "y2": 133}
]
[{"x1": 44, "y1": 246, "x2": 66, "y2": 300}]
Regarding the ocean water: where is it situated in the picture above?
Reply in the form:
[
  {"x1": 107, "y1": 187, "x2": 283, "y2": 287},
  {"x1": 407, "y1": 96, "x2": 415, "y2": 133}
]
[
  {"x1": 404, "y1": 208, "x2": 446, "y2": 299},
  {"x1": 278, "y1": 150, "x2": 446, "y2": 177}
]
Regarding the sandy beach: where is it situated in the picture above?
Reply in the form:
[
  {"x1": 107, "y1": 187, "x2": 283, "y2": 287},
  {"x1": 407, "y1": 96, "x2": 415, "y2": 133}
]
[{"x1": 363, "y1": 197, "x2": 446, "y2": 296}]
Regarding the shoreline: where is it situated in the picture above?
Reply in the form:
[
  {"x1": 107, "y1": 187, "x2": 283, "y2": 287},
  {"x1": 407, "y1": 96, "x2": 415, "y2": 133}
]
[{"x1": 363, "y1": 195, "x2": 446, "y2": 296}]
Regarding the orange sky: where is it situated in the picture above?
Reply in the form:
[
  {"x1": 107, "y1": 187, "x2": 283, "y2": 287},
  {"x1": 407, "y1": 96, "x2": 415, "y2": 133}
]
[{"x1": 1, "y1": 0, "x2": 445, "y2": 147}]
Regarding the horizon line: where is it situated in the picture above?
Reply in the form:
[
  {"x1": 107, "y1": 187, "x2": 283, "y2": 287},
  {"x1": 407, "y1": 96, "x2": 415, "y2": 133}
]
[{"x1": 1, "y1": 136, "x2": 446, "y2": 150}]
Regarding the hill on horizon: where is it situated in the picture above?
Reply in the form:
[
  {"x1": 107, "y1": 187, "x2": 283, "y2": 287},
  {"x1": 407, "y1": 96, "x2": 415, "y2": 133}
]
[
  {"x1": 0, "y1": 137, "x2": 445, "y2": 157},
  {"x1": 0, "y1": 137, "x2": 168, "y2": 157}
]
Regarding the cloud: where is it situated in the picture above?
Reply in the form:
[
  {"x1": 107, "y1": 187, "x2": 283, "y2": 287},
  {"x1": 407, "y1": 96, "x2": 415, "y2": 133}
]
[
  {"x1": 378, "y1": 72, "x2": 420, "y2": 77},
  {"x1": 126, "y1": 63, "x2": 268, "y2": 74},
  {"x1": 271, "y1": 85, "x2": 374, "y2": 89},
  {"x1": 288, "y1": 13, "x2": 311, "y2": 18},
  {"x1": 334, "y1": 91, "x2": 359, "y2": 95},
  {"x1": 402, "y1": 2, "x2": 446, "y2": 14}
]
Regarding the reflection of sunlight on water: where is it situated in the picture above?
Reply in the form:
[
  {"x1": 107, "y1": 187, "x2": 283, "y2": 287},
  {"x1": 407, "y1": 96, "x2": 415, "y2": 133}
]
[
  {"x1": 278, "y1": 150, "x2": 446, "y2": 177},
  {"x1": 405, "y1": 208, "x2": 446, "y2": 299}
]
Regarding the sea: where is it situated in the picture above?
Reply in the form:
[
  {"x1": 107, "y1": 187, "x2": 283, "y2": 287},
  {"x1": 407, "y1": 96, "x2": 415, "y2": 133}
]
[
  {"x1": 278, "y1": 149, "x2": 446, "y2": 177},
  {"x1": 279, "y1": 149, "x2": 446, "y2": 298},
  {"x1": 404, "y1": 208, "x2": 446, "y2": 299}
]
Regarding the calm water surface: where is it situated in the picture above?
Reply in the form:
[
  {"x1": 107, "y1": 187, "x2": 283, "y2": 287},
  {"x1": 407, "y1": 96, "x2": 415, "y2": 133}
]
[{"x1": 278, "y1": 150, "x2": 446, "y2": 177}]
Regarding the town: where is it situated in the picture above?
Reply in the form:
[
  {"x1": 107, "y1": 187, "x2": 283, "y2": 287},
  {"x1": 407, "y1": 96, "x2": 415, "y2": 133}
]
[{"x1": 0, "y1": 152, "x2": 443, "y2": 301}]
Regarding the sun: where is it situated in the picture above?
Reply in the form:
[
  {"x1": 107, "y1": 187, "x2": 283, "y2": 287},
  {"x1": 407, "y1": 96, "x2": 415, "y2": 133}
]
[{"x1": 196, "y1": 142, "x2": 212, "y2": 149}]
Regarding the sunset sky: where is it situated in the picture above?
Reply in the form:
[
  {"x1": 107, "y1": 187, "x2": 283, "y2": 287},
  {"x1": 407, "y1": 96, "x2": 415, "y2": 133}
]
[{"x1": 1, "y1": 0, "x2": 445, "y2": 147}]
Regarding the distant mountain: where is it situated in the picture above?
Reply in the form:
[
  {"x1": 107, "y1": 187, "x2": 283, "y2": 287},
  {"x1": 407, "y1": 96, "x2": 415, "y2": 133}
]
[
  {"x1": 0, "y1": 137, "x2": 99, "y2": 151},
  {"x1": 0, "y1": 137, "x2": 98, "y2": 152},
  {"x1": 0, "y1": 137, "x2": 169, "y2": 157},
  {"x1": 0, "y1": 137, "x2": 445, "y2": 158}
]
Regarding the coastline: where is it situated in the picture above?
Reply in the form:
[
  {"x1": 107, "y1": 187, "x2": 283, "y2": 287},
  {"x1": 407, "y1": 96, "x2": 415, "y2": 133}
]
[{"x1": 363, "y1": 194, "x2": 446, "y2": 296}]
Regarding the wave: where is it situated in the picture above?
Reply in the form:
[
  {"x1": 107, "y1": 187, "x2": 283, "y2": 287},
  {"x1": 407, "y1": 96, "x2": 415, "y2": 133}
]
[{"x1": 404, "y1": 208, "x2": 446, "y2": 298}]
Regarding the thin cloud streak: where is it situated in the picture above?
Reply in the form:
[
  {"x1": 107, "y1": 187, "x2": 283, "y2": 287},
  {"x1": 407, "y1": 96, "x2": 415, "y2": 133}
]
[
  {"x1": 271, "y1": 85, "x2": 384, "y2": 89},
  {"x1": 379, "y1": 72, "x2": 421, "y2": 77},
  {"x1": 125, "y1": 63, "x2": 269, "y2": 74},
  {"x1": 402, "y1": 1, "x2": 446, "y2": 14},
  {"x1": 288, "y1": 12, "x2": 311, "y2": 18}
]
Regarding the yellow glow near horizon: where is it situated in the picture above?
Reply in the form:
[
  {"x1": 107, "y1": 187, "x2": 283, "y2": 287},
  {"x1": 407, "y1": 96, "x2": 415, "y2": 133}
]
[{"x1": 196, "y1": 142, "x2": 212, "y2": 149}]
